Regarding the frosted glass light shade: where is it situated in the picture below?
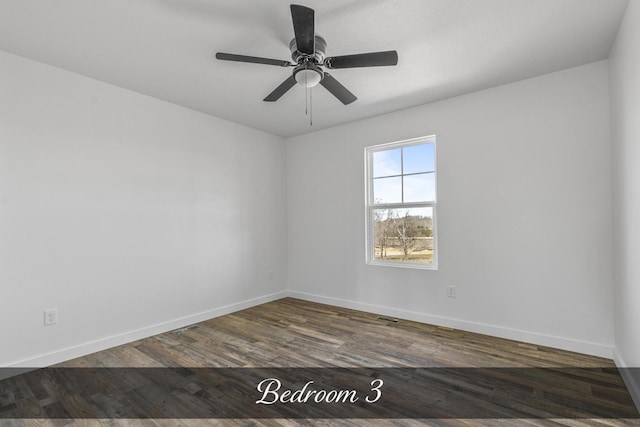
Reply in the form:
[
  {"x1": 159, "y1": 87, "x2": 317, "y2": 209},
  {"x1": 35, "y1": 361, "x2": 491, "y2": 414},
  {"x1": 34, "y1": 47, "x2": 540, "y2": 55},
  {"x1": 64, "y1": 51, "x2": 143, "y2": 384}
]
[{"x1": 295, "y1": 69, "x2": 322, "y2": 87}]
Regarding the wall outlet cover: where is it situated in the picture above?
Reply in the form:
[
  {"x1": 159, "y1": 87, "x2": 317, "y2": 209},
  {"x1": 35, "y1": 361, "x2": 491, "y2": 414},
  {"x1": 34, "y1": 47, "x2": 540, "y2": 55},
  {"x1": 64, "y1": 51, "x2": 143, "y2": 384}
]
[{"x1": 44, "y1": 308, "x2": 58, "y2": 326}]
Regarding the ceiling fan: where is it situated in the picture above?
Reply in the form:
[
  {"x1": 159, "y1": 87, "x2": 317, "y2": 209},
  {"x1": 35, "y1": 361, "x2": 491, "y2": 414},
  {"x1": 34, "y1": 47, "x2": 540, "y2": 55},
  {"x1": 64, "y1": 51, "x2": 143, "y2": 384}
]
[{"x1": 215, "y1": 4, "x2": 398, "y2": 105}]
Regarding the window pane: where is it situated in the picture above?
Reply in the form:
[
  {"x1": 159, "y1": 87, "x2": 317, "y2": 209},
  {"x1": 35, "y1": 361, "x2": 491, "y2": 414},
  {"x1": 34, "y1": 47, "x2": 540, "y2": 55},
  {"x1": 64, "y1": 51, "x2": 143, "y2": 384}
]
[
  {"x1": 373, "y1": 177, "x2": 402, "y2": 203},
  {"x1": 403, "y1": 173, "x2": 436, "y2": 203},
  {"x1": 403, "y1": 143, "x2": 435, "y2": 174},
  {"x1": 372, "y1": 148, "x2": 401, "y2": 177},
  {"x1": 372, "y1": 207, "x2": 434, "y2": 264}
]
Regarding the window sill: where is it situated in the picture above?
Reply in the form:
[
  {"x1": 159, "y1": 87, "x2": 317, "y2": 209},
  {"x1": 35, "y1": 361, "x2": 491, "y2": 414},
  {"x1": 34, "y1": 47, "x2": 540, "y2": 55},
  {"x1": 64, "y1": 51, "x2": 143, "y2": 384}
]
[{"x1": 366, "y1": 260, "x2": 439, "y2": 271}]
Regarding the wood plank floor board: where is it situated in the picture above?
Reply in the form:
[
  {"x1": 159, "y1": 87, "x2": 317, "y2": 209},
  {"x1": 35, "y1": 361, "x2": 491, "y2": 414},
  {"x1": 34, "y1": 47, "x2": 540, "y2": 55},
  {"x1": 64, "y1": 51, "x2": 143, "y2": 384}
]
[{"x1": 4, "y1": 419, "x2": 640, "y2": 427}]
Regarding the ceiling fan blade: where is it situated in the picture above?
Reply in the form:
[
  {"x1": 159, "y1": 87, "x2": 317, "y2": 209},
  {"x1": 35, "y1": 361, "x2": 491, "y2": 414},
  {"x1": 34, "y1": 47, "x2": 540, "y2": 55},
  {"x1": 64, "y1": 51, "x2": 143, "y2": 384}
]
[
  {"x1": 290, "y1": 4, "x2": 315, "y2": 55},
  {"x1": 320, "y1": 73, "x2": 357, "y2": 105},
  {"x1": 264, "y1": 75, "x2": 297, "y2": 102},
  {"x1": 216, "y1": 52, "x2": 292, "y2": 67},
  {"x1": 324, "y1": 50, "x2": 398, "y2": 69}
]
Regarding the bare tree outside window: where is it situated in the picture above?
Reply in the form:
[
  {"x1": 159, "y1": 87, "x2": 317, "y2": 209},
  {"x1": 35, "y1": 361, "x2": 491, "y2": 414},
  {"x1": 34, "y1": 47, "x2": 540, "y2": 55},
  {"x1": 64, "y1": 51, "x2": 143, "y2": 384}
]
[{"x1": 372, "y1": 207, "x2": 434, "y2": 263}]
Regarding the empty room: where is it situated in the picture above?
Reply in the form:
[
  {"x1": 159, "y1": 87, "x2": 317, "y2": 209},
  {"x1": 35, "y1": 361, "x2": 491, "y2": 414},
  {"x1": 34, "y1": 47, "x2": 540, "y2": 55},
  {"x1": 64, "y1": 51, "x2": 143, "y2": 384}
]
[{"x1": 1, "y1": 0, "x2": 640, "y2": 424}]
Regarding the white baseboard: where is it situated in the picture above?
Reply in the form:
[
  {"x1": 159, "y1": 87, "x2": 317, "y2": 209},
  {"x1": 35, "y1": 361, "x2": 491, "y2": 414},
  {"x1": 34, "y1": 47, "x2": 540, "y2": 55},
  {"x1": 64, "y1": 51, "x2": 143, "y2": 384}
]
[
  {"x1": 613, "y1": 349, "x2": 640, "y2": 412},
  {"x1": 287, "y1": 291, "x2": 614, "y2": 359},
  {"x1": 5, "y1": 290, "x2": 288, "y2": 371}
]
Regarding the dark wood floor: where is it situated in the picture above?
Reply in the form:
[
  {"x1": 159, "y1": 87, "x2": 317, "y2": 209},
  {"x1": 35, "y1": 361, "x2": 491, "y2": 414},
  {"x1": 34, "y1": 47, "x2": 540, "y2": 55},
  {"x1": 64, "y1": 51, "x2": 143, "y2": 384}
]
[{"x1": 1, "y1": 298, "x2": 638, "y2": 426}]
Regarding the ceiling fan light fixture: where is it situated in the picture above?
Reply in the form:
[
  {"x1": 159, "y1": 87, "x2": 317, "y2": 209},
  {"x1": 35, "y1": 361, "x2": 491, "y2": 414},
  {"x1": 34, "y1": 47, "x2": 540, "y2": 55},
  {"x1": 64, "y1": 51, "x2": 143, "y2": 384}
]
[{"x1": 294, "y1": 66, "x2": 322, "y2": 87}]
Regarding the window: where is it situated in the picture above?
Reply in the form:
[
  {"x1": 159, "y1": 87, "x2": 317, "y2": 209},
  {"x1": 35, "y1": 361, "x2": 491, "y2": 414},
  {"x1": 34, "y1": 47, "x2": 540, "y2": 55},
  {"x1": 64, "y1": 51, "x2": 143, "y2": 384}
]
[{"x1": 365, "y1": 136, "x2": 437, "y2": 269}]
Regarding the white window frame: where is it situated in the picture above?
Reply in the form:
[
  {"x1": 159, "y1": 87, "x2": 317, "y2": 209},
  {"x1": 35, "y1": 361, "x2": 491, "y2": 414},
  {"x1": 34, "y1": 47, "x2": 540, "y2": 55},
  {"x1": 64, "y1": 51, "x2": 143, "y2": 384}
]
[{"x1": 365, "y1": 135, "x2": 438, "y2": 270}]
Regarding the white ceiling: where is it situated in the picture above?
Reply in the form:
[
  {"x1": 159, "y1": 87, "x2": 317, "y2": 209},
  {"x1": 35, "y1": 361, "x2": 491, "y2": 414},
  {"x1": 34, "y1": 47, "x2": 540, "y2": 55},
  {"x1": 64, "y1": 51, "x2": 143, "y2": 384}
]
[{"x1": 0, "y1": 0, "x2": 629, "y2": 138}]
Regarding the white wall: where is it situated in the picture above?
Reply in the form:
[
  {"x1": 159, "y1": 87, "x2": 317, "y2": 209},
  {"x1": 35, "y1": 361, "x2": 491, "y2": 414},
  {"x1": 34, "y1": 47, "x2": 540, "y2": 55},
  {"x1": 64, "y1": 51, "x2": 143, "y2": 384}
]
[
  {"x1": 287, "y1": 61, "x2": 613, "y2": 357},
  {"x1": 610, "y1": 0, "x2": 640, "y2": 395},
  {"x1": 0, "y1": 50, "x2": 287, "y2": 366}
]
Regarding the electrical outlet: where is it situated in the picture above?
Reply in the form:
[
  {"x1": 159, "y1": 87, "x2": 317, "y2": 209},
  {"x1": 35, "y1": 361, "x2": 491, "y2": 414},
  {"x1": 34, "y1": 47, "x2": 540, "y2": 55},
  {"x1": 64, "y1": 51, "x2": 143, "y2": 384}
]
[
  {"x1": 268, "y1": 270, "x2": 273, "y2": 280},
  {"x1": 44, "y1": 308, "x2": 58, "y2": 326},
  {"x1": 447, "y1": 286, "x2": 456, "y2": 298}
]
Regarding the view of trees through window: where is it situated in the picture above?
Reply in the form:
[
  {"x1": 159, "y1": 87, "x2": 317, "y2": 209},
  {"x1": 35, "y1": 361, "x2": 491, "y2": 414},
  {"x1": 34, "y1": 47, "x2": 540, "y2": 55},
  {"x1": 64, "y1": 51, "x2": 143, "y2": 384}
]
[
  {"x1": 373, "y1": 207, "x2": 434, "y2": 263},
  {"x1": 367, "y1": 137, "x2": 436, "y2": 267}
]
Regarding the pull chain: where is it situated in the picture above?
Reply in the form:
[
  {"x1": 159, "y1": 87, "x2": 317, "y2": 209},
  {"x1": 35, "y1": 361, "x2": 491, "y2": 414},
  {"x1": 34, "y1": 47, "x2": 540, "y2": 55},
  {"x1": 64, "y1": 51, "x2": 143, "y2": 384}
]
[
  {"x1": 302, "y1": 63, "x2": 313, "y2": 126},
  {"x1": 310, "y1": 86, "x2": 313, "y2": 126}
]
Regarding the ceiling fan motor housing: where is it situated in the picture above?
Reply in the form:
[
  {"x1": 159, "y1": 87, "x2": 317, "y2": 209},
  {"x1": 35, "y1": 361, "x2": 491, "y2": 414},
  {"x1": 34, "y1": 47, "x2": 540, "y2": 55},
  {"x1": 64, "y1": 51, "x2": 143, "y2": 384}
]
[{"x1": 289, "y1": 35, "x2": 327, "y2": 64}]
